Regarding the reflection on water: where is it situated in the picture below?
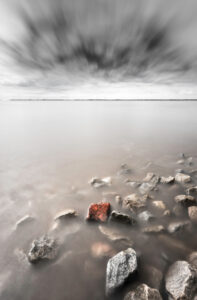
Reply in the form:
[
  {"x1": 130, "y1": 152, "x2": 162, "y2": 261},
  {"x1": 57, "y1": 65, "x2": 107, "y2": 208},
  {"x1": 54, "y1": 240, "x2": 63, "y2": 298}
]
[{"x1": 0, "y1": 101, "x2": 197, "y2": 300}]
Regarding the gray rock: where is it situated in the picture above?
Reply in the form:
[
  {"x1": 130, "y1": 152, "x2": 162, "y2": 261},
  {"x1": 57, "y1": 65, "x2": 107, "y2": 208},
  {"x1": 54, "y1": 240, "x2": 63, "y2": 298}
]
[
  {"x1": 175, "y1": 173, "x2": 191, "y2": 184},
  {"x1": 124, "y1": 284, "x2": 162, "y2": 300},
  {"x1": 119, "y1": 164, "x2": 132, "y2": 175},
  {"x1": 98, "y1": 225, "x2": 133, "y2": 246},
  {"x1": 125, "y1": 180, "x2": 141, "y2": 189},
  {"x1": 165, "y1": 260, "x2": 197, "y2": 300},
  {"x1": 174, "y1": 194, "x2": 196, "y2": 207},
  {"x1": 152, "y1": 201, "x2": 167, "y2": 212},
  {"x1": 188, "y1": 206, "x2": 197, "y2": 224},
  {"x1": 28, "y1": 236, "x2": 59, "y2": 263},
  {"x1": 139, "y1": 183, "x2": 156, "y2": 195},
  {"x1": 15, "y1": 215, "x2": 35, "y2": 229},
  {"x1": 175, "y1": 169, "x2": 184, "y2": 174},
  {"x1": 109, "y1": 210, "x2": 135, "y2": 225},
  {"x1": 168, "y1": 221, "x2": 191, "y2": 234},
  {"x1": 115, "y1": 195, "x2": 122, "y2": 205},
  {"x1": 142, "y1": 225, "x2": 165, "y2": 234},
  {"x1": 106, "y1": 248, "x2": 137, "y2": 296},
  {"x1": 143, "y1": 173, "x2": 160, "y2": 185},
  {"x1": 160, "y1": 176, "x2": 175, "y2": 184},
  {"x1": 138, "y1": 211, "x2": 155, "y2": 225},
  {"x1": 187, "y1": 252, "x2": 197, "y2": 269},
  {"x1": 186, "y1": 186, "x2": 197, "y2": 195},
  {"x1": 54, "y1": 209, "x2": 77, "y2": 221},
  {"x1": 176, "y1": 159, "x2": 185, "y2": 165},
  {"x1": 123, "y1": 194, "x2": 146, "y2": 211},
  {"x1": 89, "y1": 177, "x2": 112, "y2": 188}
]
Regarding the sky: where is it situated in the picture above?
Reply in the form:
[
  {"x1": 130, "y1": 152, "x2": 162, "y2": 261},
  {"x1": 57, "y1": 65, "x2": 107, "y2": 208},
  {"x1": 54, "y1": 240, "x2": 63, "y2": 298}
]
[{"x1": 0, "y1": 0, "x2": 197, "y2": 100}]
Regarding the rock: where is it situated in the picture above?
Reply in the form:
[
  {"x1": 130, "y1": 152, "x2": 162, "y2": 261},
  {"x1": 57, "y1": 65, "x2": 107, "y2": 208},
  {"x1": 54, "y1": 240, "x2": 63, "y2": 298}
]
[
  {"x1": 125, "y1": 180, "x2": 141, "y2": 189},
  {"x1": 89, "y1": 177, "x2": 112, "y2": 188},
  {"x1": 139, "y1": 183, "x2": 156, "y2": 195},
  {"x1": 174, "y1": 194, "x2": 196, "y2": 207},
  {"x1": 175, "y1": 169, "x2": 184, "y2": 174},
  {"x1": 177, "y1": 159, "x2": 185, "y2": 165},
  {"x1": 165, "y1": 261, "x2": 197, "y2": 300},
  {"x1": 98, "y1": 225, "x2": 133, "y2": 246},
  {"x1": 188, "y1": 206, "x2": 197, "y2": 224},
  {"x1": 106, "y1": 248, "x2": 137, "y2": 296},
  {"x1": 138, "y1": 211, "x2": 155, "y2": 224},
  {"x1": 118, "y1": 164, "x2": 132, "y2": 175},
  {"x1": 179, "y1": 153, "x2": 185, "y2": 159},
  {"x1": 15, "y1": 215, "x2": 35, "y2": 229},
  {"x1": 143, "y1": 173, "x2": 160, "y2": 184},
  {"x1": 167, "y1": 221, "x2": 191, "y2": 234},
  {"x1": 124, "y1": 284, "x2": 162, "y2": 300},
  {"x1": 143, "y1": 225, "x2": 165, "y2": 234},
  {"x1": 86, "y1": 202, "x2": 110, "y2": 222},
  {"x1": 28, "y1": 236, "x2": 59, "y2": 263},
  {"x1": 54, "y1": 209, "x2": 77, "y2": 221},
  {"x1": 152, "y1": 200, "x2": 166, "y2": 212},
  {"x1": 186, "y1": 186, "x2": 197, "y2": 195},
  {"x1": 123, "y1": 194, "x2": 146, "y2": 211},
  {"x1": 187, "y1": 157, "x2": 193, "y2": 165},
  {"x1": 187, "y1": 252, "x2": 197, "y2": 269},
  {"x1": 115, "y1": 195, "x2": 122, "y2": 205},
  {"x1": 175, "y1": 173, "x2": 191, "y2": 184},
  {"x1": 90, "y1": 242, "x2": 115, "y2": 259},
  {"x1": 109, "y1": 210, "x2": 135, "y2": 225},
  {"x1": 160, "y1": 176, "x2": 175, "y2": 184},
  {"x1": 143, "y1": 266, "x2": 163, "y2": 290}
]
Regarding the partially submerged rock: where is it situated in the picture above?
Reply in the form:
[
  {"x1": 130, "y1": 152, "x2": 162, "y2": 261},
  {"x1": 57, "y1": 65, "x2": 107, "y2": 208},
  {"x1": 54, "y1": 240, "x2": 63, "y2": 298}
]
[
  {"x1": 54, "y1": 209, "x2": 77, "y2": 221},
  {"x1": 115, "y1": 195, "x2": 122, "y2": 206},
  {"x1": 167, "y1": 221, "x2": 191, "y2": 234},
  {"x1": 90, "y1": 242, "x2": 115, "y2": 259},
  {"x1": 152, "y1": 200, "x2": 166, "y2": 212},
  {"x1": 165, "y1": 260, "x2": 197, "y2": 300},
  {"x1": 138, "y1": 211, "x2": 155, "y2": 225},
  {"x1": 174, "y1": 194, "x2": 196, "y2": 207},
  {"x1": 124, "y1": 284, "x2": 162, "y2": 300},
  {"x1": 143, "y1": 173, "x2": 160, "y2": 185},
  {"x1": 15, "y1": 215, "x2": 35, "y2": 229},
  {"x1": 106, "y1": 248, "x2": 137, "y2": 296},
  {"x1": 188, "y1": 206, "x2": 197, "y2": 224},
  {"x1": 139, "y1": 183, "x2": 156, "y2": 195},
  {"x1": 118, "y1": 164, "x2": 132, "y2": 175},
  {"x1": 89, "y1": 177, "x2": 112, "y2": 188},
  {"x1": 123, "y1": 194, "x2": 146, "y2": 211},
  {"x1": 125, "y1": 180, "x2": 141, "y2": 189},
  {"x1": 98, "y1": 225, "x2": 133, "y2": 245},
  {"x1": 86, "y1": 202, "x2": 110, "y2": 222},
  {"x1": 143, "y1": 225, "x2": 165, "y2": 234},
  {"x1": 28, "y1": 236, "x2": 59, "y2": 263},
  {"x1": 109, "y1": 210, "x2": 135, "y2": 225},
  {"x1": 160, "y1": 176, "x2": 175, "y2": 184},
  {"x1": 175, "y1": 173, "x2": 191, "y2": 184}
]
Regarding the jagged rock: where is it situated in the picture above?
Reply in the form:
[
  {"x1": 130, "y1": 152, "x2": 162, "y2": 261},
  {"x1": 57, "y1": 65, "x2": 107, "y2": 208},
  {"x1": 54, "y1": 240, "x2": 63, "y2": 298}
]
[
  {"x1": 98, "y1": 225, "x2": 133, "y2": 246},
  {"x1": 143, "y1": 225, "x2": 165, "y2": 234},
  {"x1": 138, "y1": 211, "x2": 155, "y2": 224},
  {"x1": 152, "y1": 200, "x2": 166, "y2": 212},
  {"x1": 175, "y1": 173, "x2": 191, "y2": 184},
  {"x1": 123, "y1": 194, "x2": 146, "y2": 211},
  {"x1": 160, "y1": 176, "x2": 175, "y2": 184},
  {"x1": 139, "y1": 183, "x2": 156, "y2": 195},
  {"x1": 188, "y1": 206, "x2": 197, "y2": 224},
  {"x1": 174, "y1": 194, "x2": 196, "y2": 207},
  {"x1": 90, "y1": 242, "x2": 115, "y2": 259},
  {"x1": 106, "y1": 248, "x2": 137, "y2": 296},
  {"x1": 124, "y1": 284, "x2": 162, "y2": 300},
  {"x1": 109, "y1": 210, "x2": 135, "y2": 225},
  {"x1": 143, "y1": 266, "x2": 163, "y2": 290},
  {"x1": 165, "y1": 261, "x2": 197, "y2": 300},
  {"x1": 86, "y1": 202, "x2": 110, "y2": 222},
  {"x1": 168, "y1": 221, "x2": 191, "y2": 234},
  {"x1": 143, "y1": 173, "x2": 160, "y2": 184},
  {"x1": 187, "y1": 252, "x2": 197, "y2": 269},
  {"x1": 163, "y1": 209, "x2": 171, "y2": 217},
  {"x1": 28, "y1": 236, "x2": 59, "y2": 263},
  {"x1": 89, "y1": 177, "x2": 112, "y2": 188},
  {"x1": 54, "y1": 209, "x2": 77, "y2": 221},
  {"x1": 15, "y1": 215, "x2": 35, "y2": 229}
]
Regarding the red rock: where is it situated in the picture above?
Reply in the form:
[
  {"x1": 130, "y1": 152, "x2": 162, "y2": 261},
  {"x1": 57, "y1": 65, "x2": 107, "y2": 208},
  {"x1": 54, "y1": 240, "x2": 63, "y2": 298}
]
[{"x1": 86, "y1": 202, "x2": 110, "y2": 222}]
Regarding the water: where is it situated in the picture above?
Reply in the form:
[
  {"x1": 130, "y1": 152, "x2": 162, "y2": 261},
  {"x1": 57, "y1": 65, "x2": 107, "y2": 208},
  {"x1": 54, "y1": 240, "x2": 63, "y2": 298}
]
[{"x1": 0, "y1": 101, "x2": 197, "y2": 300}]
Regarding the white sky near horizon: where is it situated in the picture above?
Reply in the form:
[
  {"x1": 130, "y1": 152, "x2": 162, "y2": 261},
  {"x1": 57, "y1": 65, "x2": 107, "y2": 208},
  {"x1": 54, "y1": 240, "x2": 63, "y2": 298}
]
[{"x1": 0, "y1": 0, "x2": 197, "y2": 100}]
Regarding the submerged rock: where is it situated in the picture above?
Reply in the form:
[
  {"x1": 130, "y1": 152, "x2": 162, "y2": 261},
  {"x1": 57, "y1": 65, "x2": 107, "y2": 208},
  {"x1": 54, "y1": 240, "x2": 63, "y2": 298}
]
[
  {"x1": 139, "y1": 183, "x2": 156, "y2": 195},
  {"x1": 15, "y1": 215, "x2": 35, "y2": 229},
  {"x1": 188, "y1": 206, "x2": 197, "y2": 224},
  {"x1": 187, "y1": 252, "x2": 197, "y2": 269},
  {"x1": 165, "y1": 260, "x2": 197, "y2": 300},
  {"x1": 124, "y1": 284, "x2": 162, "y2": 300},
  {"x1": 118, "y1": 164, "x2": 132, "y2": 175},
  {"x1": 109, "y1": 210, "x2": 135, "y2": 225},
  {"x1": 115, "y1": 195, "x2": 122, "y2": 206},
  {"x1": 143, "y1": 173, "x2": 160, "y2": 185},
  {"x1": 54, "y1": 209, "x2": 77, "y2": 221},
  {"x1": 89, "y1": 177, "x2": 112, "y2": 188},
  {"x1": 175, "y1": 173, "x2": 191, "y2": 184},
  {"x1": 28, "y1": 236, "x2": 59, "y2": 263},
  {"x1": 123, "y1": 194, "x2": 146, "y2": 211},
  {"x1": 152, "y1": 200, "x2": 166, "y2": 212},
  {"x1": 125, "y1": 180, "x2": 141, "y2": 189},
  {"x1": 106, "y1": 248, "x2": 137, "y2": 296},
  {"x1": 167, "y1": 221, "x2": 191, "y2": 234},
  {"x1": 90, "y1": 242, "x2": 115, "y2": 259},
  {"x1": 98, "y1": 225, "x2": 133, "y2": 245},
  {"x1": 174, "y1": 194, "x2": 196, "y2": 207},
  {"x1": 86, "y1": 202, "x2": 110, "y2": 222},
  {"x1": 138, "y1": 211, "x2": 155, "y2": 225},
  {"x1": 143, "y1": 225, "x2": 165, "y2": 234},
  {"x1": 160, "y1": 176, "x2": 175, "y2": 184}
]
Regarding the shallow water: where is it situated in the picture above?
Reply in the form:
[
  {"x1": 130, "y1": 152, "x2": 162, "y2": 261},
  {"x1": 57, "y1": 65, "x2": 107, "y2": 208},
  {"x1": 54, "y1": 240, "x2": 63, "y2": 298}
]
[{"x1": 0, "y1": 101, "x2": 197, "y2": 300}]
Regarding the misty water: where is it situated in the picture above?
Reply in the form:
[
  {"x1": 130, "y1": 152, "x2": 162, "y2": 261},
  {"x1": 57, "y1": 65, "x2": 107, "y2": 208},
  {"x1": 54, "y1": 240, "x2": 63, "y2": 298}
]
[{"x1": 0, "y1": 101, "x2": 197, "y2": 300}]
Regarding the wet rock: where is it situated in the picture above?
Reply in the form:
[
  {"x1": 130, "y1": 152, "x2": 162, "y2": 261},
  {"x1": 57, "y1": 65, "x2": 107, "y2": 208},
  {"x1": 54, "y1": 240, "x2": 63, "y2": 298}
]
[
  {"x1": 86, "y1": 202, "x2": 110, "y2": 222},
  {"x1": 175, "y1": 173, "x2": 191, "y2": 184},
  {"x1": 177, "y1": 159, "x2": 185, "y2": 165},
  {"x1": 115, "y1": 195, "x2": 122, "y2": 205},
  {"x1": 109, "y1": 210, "x2": 135, "y2": 225},
  {"x1": 143, "y1": 266, "x2": 163, "y2": 290},
  {"x1": 125, "y1": 180, "x2": 141, "y2": 189},
  {"x1": 186, "y1": 186, "x2": 197, "y2": 195},
  {"x1": 174, "y1": 194, "x2": 196, "y2": 207},
  {"x1": 89, "y1": 177, "x2": 112, "y2": 188},
  {"x1": 28, "y1": 236, "x2": 59, "y2": 263},
  {"x1": 91, "y1": 242, "x2": 115, "y2": 259},
  {"x1": 106, "y1": 248, "x2": 137, "y2": 296},
  {"x1": 163, "y1": 209, "x2": 171, "y2": 217},
  {"x1": 175, "y1": 169, "x2": 184, "y2": 174},
  {"x1": 138, "y1": 211, "x2": 155, "y2": 225},
  {"x1": 152, "y1": 200, "x2": 166, "y2": 212},
  {"x1": 188, "y1": 206, "x2": 197, "y2": 224},
  {"x1": 143, "y1": 173, "x2": 160, "y2": 184},
  {"x1": 15, "y1": 215, "x2": 35, "y2": 229},
  {"x1": 168, "y1": 221, "x2": 191, "y2": 234},
  {"x1": 139, "y1": 183, "x2": 156, "y2": 195},
  {"x1": 143, "y1": 225, "x2": 165, "y2": 234},
  {"x1": 160, "y1": 176, "x2": 175, "y2": 184},
  {"x1": 54, "y1": 209, "x2": 77, "y2": 221},
  {"x1": 124, "y1": 284, "x2": 162, "y2": 300},
  {"x1": 187, "y1": 252, "x2": 197, "y2": 269},
  {"x1": 165, "y1": 260, "x2": 197, "y2": 300},
  {"x1": 118, "y1": 164, "x2": 132, "y2": 175},
  {"x1": 98, "y1": 225, "x2": 133, "y2": 246},
  {"x1": 123, "y1": 194, "x2": 146, "y2": 211},
  {"x1": 187, "y1": 157, "x2": 193, "y2": 166}
]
